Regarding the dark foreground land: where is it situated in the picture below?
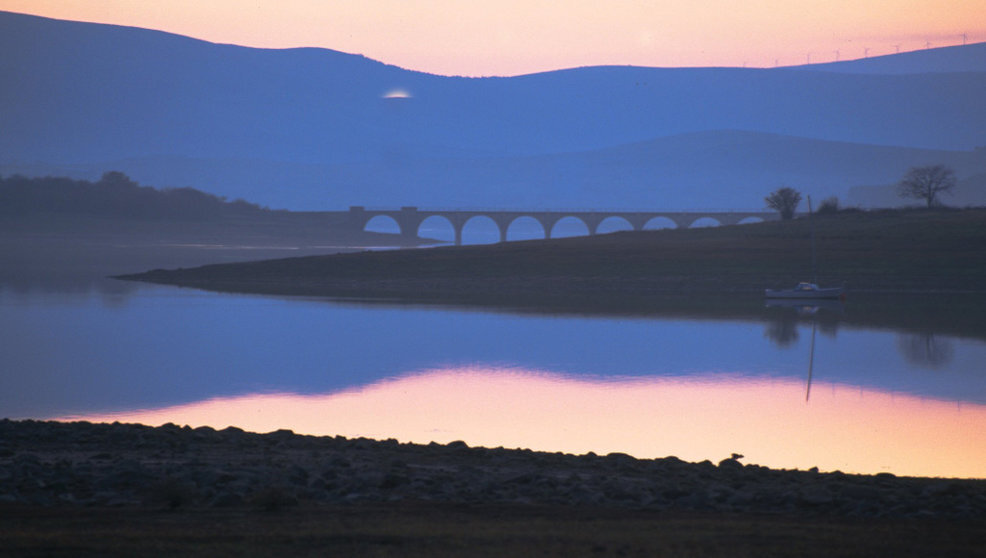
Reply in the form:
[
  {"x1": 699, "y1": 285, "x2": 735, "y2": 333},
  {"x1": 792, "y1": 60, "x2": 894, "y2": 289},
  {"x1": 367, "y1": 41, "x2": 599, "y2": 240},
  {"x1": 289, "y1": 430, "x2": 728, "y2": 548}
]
[
  {"x1": 2, "y1": 420, "x2": 985, "y2": 557},
  {"x1": 121, "y1": 209, "x2": 986, "y2": 304}
]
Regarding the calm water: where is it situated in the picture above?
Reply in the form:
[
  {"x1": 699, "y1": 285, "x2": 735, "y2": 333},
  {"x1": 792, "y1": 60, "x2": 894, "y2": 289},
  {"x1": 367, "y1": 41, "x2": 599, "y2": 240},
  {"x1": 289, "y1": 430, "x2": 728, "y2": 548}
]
[{"x1": 2, "y1": 279, "x2": 985, "y2": 478}]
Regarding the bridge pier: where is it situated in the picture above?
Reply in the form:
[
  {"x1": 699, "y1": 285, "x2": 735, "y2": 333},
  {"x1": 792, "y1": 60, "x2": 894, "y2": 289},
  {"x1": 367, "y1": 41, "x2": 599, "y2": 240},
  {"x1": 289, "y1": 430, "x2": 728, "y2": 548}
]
[
  {"x1": 396, "y1": 207, "x2": 422, "y2": 242},
  {"x1": 541, "y1": 216, "x2": 561, "y2": 239},
  {"x1": 489, "y1": 215, "x2": 514, "y2": 244},
  {"x1": 582, "y1": 214, "x2": 605, "y2": 236},
  {"x1": 625, "y1": 216, "x2": 650, "y2": 231}
]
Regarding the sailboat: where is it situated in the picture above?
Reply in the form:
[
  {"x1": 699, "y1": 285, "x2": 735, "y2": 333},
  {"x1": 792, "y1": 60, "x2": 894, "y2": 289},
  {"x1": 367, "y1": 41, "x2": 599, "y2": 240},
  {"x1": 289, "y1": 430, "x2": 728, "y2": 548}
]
[
  {"x1": 764, "y1": 196, "x2": 845, "y2": 300},
  {"x1": 764, "y1": 281, "x2": 845, "y2": 299}
]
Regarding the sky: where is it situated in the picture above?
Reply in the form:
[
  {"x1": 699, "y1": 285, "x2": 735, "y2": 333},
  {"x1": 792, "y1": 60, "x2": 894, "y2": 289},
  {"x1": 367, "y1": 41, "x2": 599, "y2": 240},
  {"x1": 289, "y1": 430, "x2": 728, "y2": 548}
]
[{"x1": 1, "y1": 0, "x2": 984, "y2": 76}]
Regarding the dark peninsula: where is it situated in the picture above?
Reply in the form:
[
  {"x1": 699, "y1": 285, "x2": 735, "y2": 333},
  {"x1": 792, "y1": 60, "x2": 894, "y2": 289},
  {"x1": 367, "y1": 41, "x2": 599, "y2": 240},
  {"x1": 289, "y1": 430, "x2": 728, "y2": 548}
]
[{"x1": 120, "y1": 208, "x2": 986, "y2": 301}]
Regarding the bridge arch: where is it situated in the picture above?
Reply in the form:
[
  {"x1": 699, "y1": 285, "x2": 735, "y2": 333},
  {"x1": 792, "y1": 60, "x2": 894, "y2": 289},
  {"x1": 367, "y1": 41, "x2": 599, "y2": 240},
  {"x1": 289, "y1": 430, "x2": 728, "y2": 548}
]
[
  {"x1": 363, "y1": 214, "x2": 402, "y2": 235},
  {"x1": 595, "y1": 216, "x2": 634, "y2": 235},
  {"x1": 506, "y1": 216, "x2": 546, "y2": 241},
  {"x1": 688, "y1": 217, "x2": 722, "y2": 228},
  {"x1": 549, "y1": 216, "x2": 591, "y2": 238},
  {"x1": 642, "y1": 216, "x2": 678, "y2": 230},
  {"x1": 737, "y1": 216, "x2": 765, "y2": 225},
  {"x1": 460, "y1": 215, "x2": 501, "y2": 245},
  {"x1": 417, "y1": 215, "x2": 455, "y2": 243}
]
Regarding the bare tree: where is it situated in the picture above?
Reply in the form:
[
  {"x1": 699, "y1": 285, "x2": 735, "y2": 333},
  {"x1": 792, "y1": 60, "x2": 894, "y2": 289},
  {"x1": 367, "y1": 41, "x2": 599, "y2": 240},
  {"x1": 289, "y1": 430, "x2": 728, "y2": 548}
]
[
  {"x1": 896, "y1": 333, "x2": 954, "y2": 369},
  {"x1": 896, "y1": 165, "x2": 957, "y2": 208},
  {"x1": 765, "y1": 187, "x2": 802, "y2": 220}
]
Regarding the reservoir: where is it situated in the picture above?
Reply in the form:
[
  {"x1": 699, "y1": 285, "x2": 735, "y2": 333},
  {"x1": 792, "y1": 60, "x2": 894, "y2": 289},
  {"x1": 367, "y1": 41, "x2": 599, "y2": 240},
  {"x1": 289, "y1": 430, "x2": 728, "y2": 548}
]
[{"x1": 2, "y1": 276, "x2": 984, "y2": 479}]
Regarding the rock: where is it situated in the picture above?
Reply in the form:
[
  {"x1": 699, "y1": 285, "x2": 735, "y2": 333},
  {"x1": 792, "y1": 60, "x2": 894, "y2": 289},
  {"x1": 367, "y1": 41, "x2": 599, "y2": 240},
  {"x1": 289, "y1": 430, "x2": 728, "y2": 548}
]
[
  {"x1": 799, "y1": 484, "x2": 834, "y2": 506},
  {"x1": 921, "y1": 481, "x2": 960, "y2": 497}
]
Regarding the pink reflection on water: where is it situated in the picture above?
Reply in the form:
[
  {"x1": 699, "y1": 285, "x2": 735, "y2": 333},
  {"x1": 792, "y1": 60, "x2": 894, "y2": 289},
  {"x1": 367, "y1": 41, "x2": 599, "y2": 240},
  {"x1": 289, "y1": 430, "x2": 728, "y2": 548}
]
[{"x1": 59, "y1": 367, "x2": 986, "y2": 478}]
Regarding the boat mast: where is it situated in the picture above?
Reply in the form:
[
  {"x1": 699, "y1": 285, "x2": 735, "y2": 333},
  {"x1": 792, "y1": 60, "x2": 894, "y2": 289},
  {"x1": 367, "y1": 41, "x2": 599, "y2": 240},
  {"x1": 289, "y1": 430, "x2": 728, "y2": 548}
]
[
  {"x1": 808, "y1": 195, "x2": 817, "y2": 285},
  {"x1": 806, "y1": 320, "x2": 816, "y2": 402}
]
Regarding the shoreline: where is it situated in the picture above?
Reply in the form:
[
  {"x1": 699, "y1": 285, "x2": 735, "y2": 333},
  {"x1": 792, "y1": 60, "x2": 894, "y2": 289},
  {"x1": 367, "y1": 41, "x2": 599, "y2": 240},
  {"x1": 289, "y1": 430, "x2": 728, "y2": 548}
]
[
  {"x1": 5, "y1": 421, "x2": 986, "y2": 556},
  {"x1": 3, "y1": 419, "x2": 984, "y2": 518}
]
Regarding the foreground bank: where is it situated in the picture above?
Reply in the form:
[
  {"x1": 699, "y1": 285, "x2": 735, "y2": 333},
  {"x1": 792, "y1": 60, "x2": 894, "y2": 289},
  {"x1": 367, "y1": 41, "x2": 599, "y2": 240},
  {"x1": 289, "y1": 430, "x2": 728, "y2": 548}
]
[
  {"x1": 3, "y1": 420, "x2": 984, "y2": 518},
  {"x1": 4, "y1": 420, "x2": 985, "y2": 557},
  {"x1": 119, "y1": 209, "x2": 986, "y2": 305}
]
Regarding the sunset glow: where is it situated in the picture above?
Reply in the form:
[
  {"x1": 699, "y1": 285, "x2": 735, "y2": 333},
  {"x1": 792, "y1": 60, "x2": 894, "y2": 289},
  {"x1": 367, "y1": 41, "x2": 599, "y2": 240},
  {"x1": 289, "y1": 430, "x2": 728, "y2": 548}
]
[
  {"x1": 60, "y1": 367, "x2": 986, "y2": 479},
  {"x1": 2, "y1": 0, "x2": 983, "y2": 75}
]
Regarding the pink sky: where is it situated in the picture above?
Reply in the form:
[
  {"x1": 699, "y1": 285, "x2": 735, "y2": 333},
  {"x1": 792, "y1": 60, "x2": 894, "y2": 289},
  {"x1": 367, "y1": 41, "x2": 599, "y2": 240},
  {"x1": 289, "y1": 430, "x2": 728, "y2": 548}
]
[{"x1": 2, "y1": 1, "x2": 983, "y2": 76}]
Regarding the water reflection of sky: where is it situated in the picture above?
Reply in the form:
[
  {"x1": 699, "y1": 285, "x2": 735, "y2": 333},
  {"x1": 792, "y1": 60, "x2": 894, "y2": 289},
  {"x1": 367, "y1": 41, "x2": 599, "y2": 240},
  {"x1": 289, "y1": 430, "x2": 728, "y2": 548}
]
[
  {"x1": 60, "y1": 368, "x2": 986, "y2": 479},
  {"x1": 3, "y1": 283, "x2": 986, "y2": 478}
]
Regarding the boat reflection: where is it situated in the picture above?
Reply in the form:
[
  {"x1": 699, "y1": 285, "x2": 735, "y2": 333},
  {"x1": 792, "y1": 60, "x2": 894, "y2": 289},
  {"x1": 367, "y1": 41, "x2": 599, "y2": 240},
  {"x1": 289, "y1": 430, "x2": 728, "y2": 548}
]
[{"x1": 59, "y1": 367, "x2": 986, "y2": 479}]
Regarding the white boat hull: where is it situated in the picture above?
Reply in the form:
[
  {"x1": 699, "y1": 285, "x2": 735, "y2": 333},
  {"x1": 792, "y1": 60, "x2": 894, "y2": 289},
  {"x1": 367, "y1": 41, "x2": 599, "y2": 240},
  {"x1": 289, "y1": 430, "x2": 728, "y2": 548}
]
[
  {"x1": 764, "y1": 287, "x2": 846, "y2": 299},
  {"x1": 764, "y1": 282, "x2": 845, "y2": 299}
]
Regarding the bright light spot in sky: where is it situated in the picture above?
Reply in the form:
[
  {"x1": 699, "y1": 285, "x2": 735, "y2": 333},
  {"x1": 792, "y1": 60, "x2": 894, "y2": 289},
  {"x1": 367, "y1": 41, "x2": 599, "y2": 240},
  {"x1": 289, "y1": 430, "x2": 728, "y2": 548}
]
[
  {"x1": 1, "y1": 0, "x2": 983, "y2": 76},
  {"x1": 381, "y1": 88, "x2": 412, "y2": 99}
]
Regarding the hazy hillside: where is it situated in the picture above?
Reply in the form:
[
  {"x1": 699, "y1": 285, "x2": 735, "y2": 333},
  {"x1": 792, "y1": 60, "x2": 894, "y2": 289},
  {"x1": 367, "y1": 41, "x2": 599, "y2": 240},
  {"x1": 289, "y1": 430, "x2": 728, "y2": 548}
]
[
  {"x1": 5, "y1": 132, "x2": 985, "y2": 210},
  {"x1": 0, "y1": 172, "x2": 264, "y2": 219},
  {"x1": 2, "y1": 11, "x2": 985, "y2": 210}
]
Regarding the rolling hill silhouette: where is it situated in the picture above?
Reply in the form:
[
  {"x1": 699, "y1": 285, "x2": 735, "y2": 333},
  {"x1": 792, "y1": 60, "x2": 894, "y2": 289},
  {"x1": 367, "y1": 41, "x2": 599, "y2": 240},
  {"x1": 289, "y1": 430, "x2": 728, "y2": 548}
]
[{"x1": 2, "y1": 10, "x2": 985, "y2": 209}]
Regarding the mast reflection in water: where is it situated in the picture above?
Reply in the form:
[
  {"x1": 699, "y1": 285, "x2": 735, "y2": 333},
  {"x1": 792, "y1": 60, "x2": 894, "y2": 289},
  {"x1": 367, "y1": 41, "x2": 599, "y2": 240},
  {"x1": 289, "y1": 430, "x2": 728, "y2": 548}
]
[{"x1": 60, "y1": 367, "x2": 986, "y2": 479}]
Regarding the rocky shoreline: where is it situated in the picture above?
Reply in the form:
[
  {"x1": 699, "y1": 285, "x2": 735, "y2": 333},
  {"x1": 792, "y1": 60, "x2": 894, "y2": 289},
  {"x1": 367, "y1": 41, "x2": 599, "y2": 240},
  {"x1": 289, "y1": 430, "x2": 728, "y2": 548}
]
[{"x1": 2, "y1": 419, "x2": 984, "y2": 519}]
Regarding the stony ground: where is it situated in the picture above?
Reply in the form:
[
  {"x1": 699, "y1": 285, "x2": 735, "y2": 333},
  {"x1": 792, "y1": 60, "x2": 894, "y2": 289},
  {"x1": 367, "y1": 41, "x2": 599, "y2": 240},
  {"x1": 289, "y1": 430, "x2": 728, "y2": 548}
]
[
  {"x1": 2, "y1": 420, "x2": 984, "y2": 519},
  {"x1": 4, "y1": 420, "x2": 986, "y2": 557}
]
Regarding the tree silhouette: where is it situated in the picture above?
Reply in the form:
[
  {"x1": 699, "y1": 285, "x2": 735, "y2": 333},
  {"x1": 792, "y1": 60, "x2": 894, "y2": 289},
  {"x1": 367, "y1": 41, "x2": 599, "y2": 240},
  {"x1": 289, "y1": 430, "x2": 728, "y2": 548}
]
[
  {"x1": 764, "y1": 316, "x2": 799, "y2": 347},
  {"x1": 817, "y1": 196, "x2": 840, "y2": 214},
  {"x1": 98, "y1": 170, "x2": 137, "y2": 188},
  {"x1": 896, "y1": 165, "x2": 956, "y2": 208},
  {"x1": 896, "y1": 333, "x2": 954, "y2": 369},
  {"x1": 765, "y1": 187, "x2": 802, "y2": 220}
]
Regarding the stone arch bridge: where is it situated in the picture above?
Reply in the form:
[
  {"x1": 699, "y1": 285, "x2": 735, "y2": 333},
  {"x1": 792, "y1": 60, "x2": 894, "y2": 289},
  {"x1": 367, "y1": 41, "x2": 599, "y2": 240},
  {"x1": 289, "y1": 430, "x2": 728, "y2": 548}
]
[{"x1": 347, "y1": 206, "x2": 777, "y2": 245}]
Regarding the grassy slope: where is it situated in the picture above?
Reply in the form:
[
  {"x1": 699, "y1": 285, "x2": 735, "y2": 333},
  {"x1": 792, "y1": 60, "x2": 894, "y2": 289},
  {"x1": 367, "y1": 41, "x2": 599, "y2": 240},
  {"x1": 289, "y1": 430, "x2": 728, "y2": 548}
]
[{"x1": 123, "y1": 209, "x2": 986, "y2": 298}]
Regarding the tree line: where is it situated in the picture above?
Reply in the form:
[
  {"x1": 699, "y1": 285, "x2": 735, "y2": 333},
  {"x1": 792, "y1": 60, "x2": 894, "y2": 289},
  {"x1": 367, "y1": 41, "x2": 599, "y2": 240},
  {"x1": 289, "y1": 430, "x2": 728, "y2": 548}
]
[
  {"x1": 765, "y1": 164, "x2": 960, "y2": 219},
  {"x1": 0, "y1": 172, "x2": 265, "y2": 220}
]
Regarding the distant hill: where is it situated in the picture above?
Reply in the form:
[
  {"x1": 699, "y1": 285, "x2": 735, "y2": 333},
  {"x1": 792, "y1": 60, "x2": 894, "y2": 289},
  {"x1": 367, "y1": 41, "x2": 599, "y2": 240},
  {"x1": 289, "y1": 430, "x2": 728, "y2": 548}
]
[
  {"x1": 5, "y1": 132, "x2": 985, "y2": 210},
  {"x1": 0, "y1": 172, "x2": 264, "y2": 220},
  {"x1": 2, "y1": 11, "x2": 985, "y2": 210},
  {"x1": 792, "y1": 42, "x2": 986, "y2": 74}
]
